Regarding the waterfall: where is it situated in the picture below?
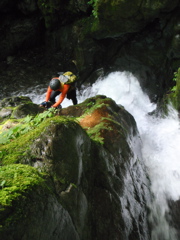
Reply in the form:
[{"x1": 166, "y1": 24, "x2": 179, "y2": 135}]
[
  {"x1": 78, "y1": 71, "x2": 180, "y2": 240},
  {"x1": 18, "y1": 71, "x2": 180, "y2": 239}
]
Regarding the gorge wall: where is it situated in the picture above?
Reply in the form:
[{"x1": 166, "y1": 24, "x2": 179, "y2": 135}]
[{"x1": 0, "y1": 0, "x2": 180, "y2": 101}]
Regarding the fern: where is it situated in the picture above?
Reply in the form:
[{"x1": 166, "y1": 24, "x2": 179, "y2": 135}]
[{"x1": 0, "y1": 108, "x2": 57, "y2": 145}]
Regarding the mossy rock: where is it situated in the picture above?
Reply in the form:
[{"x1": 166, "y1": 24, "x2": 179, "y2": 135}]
[
  {"x1": 0, "y1": 163, "x2": 79, "y2": 240},
  {"x1": 0, "y1": 96, "x2": 32, "y2": 108},
  {"x1": 0, "y1": 115, "x2": 58, "y2": 165},
  {"x1": 0, "y1": 164, "x2": 47, "y2": 231},
  {"x1": 12, "y1": 102, "x2": 43, "y2": 119},
  {"x1": 0, "y1": 94, "x2": 148, "y2": 239},
  {"x1": 0, "y1": 96, "x2": 43, "y2": 120}
]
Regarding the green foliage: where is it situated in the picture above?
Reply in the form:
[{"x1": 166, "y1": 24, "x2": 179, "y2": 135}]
[
  {"x1": 87, "y1": 121, "x2": 113, "y2": 144},
  {"x1": 88, "y1": 0, "x2": 99, "y2": 18},
  {"x1": 0, "y1": 125, "x2": 30, "y2": 145},
  {"x1": 82, "y1": 97, "x2": 108, "y2": 116},
  {"x1": 24, "y1": 108, "x2": 56, "y2": 125},
  {"x1": 0, "y1": 115, "x2": 74, "y2": 165},
  {"x1": 0, "y1": 109, "x2": 57, "y2": 145},
  {"x1": 171, "y1": 71, "x2": 178, "y2": 92},
  {"x1": 86, "y1": 101, "x2": 96, "y2": 107},
  {"x1": 164, "y1": 67, "x2": 180, "y2": 113},
  {"x1": 173, "y1": 71, "x2": 178, "y2": 82}
]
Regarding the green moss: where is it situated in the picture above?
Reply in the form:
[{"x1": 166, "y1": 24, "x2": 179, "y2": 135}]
[
  {"x1": 0, "y1": 122, "x2": 46, "y2": 165},
  {"x1": 0, "y1": 164, "x2": 46, "y2": 206},
  {"x1": 0, "y1": 164, "x2": 48, "y2": 230},
  {"x1": 0, "y1": 109, "x2": 56, "y2": 145},
  {"x1": 0, "y1": 115, "x2": 73, "y2": 165}
]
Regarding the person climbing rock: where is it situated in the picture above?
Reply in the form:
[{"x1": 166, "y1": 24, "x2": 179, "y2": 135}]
[{"x1": 40, "y1": 71, "x2": 78, "y2": 109}]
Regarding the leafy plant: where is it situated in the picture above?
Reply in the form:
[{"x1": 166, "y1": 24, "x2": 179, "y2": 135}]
[
  {"x1": 171, "y1": 71, "x2": 178, "y2": 92},
  {"x1": 88, "y1": 0, "x2": 99, "y2": 18},
  {"x1": 173, "y1": 71, "x2": 178, "y2": 82},
  {"x1": 0, "y1": 108, "x2": 57, "y2": 145}
]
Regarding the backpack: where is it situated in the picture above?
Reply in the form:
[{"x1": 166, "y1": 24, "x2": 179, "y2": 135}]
[{"x1": 59, "y1": 71, "x2": 77, "y2": 86}]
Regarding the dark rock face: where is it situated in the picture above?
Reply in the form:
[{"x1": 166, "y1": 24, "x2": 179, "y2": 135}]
[
  {"x1": 0, "y1": 95, "x2": 151, "y2": 240},
  {"x1": 0, "y1": 188, "x2": 80, "y2": 240},
  {"x1": 0, "y1": 6, "x2": 43, "y2": 60},
  {"x1": 0, "y1": 0, "x2": 180, "y2": 103}
]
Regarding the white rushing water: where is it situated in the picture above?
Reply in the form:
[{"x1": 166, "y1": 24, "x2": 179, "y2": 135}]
[{"x1": 27, "y1": 71, "x2": 180, "y2": 239}]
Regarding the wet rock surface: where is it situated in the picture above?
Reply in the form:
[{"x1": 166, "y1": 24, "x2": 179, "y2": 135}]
[{"x1": 0, "y1": 95, "x2": 151, "y2": 240}]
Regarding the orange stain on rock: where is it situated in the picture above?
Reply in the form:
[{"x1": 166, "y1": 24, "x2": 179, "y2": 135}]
[{"x1": 79, "y1": 107, "x2": 109, "y2": 129}]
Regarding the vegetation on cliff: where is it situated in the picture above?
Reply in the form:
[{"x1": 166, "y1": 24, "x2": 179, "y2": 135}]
[{"x1": 0, "y1": 164, "x2": 48, "y2": 231}]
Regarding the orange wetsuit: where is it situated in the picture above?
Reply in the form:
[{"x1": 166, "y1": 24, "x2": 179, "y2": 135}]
[{"x1": 45, "y1": 82, "x2": 70, "y2": 108}]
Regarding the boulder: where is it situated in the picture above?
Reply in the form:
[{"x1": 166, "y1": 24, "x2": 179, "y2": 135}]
[
  {"x1": 0, "y1": 95, "x2": 151, "y2": 239},
  {"x1": 0, "y1": 96, "x2": 43, "y2": 120}
]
